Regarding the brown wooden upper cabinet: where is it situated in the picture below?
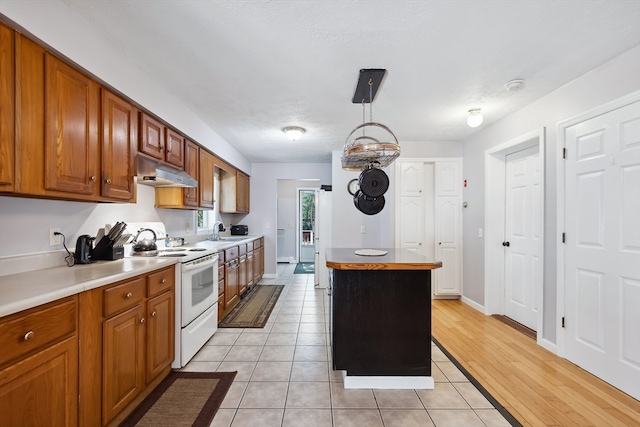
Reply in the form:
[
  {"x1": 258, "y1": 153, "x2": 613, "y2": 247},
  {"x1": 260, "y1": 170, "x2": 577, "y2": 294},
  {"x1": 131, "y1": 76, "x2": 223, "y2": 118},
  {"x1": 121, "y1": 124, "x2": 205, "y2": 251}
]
[
  {"x1": 0, "y1": 22, "x2": 14, "y2": 193},
  {"x1": 44, "y1": 53, "x2": 100, "y2": 196},
  {"x1": 101, "y1": 89, "x2": 137, "y2": 201},
  {"x1": 139, "y1": 112, "x2": 184, "y2": 169},
  {"x1": 199, "y1": 149, "x2": 215, "y2": 209},
  {"x1": 220, "y1": 169, "x2": 250, "y2": 213}
]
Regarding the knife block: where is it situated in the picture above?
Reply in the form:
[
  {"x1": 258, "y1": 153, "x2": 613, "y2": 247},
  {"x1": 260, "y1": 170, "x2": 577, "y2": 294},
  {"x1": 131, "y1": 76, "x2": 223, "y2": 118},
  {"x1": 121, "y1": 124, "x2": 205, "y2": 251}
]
[{"x1": 93, "y1": 238, "x2": 124, "y2": 261}]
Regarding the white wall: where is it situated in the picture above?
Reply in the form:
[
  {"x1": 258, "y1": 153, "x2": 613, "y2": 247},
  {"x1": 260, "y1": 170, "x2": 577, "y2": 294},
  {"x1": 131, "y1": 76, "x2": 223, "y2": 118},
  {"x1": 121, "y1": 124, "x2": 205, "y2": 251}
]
[
  {"x1": 460, "y1": 45, "x2": 640, "y2": 343},
  {"x1": 246, "y1": 163, "x2": 332, "y2": 276},
  {"x1": 0, "y1": 185, "x2": 196, "y2": 258},
  {"x1": 0, "y1": 1, "x2": 249, "y2": 173}
]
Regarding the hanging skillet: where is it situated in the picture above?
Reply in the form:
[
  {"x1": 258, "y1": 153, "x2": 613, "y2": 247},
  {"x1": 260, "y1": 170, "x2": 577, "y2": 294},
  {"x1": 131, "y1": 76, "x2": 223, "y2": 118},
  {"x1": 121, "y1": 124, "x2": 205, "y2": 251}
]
[
  {"x1": 353, "y1": 190, "x2": 385, "y2": 215},
  {"x1": 358, "y1": 166, "x2": 389, "y2": 199}
]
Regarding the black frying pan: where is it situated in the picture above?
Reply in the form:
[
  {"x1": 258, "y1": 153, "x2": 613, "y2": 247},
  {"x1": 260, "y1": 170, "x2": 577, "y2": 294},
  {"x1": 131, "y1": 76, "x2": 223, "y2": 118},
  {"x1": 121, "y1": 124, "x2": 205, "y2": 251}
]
[
  {"x1": 353, "y1": 190, "x2": 385, "y2": 215},
  {"x1": 358, "y1": 167, "x2": 389, "y2": 198}
]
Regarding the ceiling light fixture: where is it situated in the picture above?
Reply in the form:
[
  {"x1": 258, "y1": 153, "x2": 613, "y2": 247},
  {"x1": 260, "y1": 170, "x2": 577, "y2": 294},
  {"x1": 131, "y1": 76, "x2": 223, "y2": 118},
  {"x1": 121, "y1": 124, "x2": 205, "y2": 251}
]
[
  {"x1": 504, "y1": 79, "x2": 525, "y2": 91},
  {"x1": 467, "y1": 108, "x2": 483, "y2": 128},
  {"x1": 341, "y1": 69, "x2": 400, "y2": 171},
  {"x1": 282, "y1": 126, "x2": 306, "y2": 141}
]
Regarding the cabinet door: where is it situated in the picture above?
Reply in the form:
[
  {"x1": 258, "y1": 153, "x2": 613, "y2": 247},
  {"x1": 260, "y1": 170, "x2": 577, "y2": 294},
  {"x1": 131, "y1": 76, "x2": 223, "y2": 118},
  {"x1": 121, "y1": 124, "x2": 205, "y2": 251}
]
[
  {"x1": 399, "y1": 197, "x2": 424, "y2": 252},
  {"x1": 165, "y1": 127, "x2": 184, "y2": 169},
  {"x1": 246, "y1": 250, "x2": 254, "y2": 289},
  {"x1": 0, "y1": 336, "x2": 78, "y2": 427},
  {"x1": 146, "y1": 291, "x2": 174, "y2": 384},
  {"x1": 199, "y1": 149, "x2": 215, "y2": 208},
  {"x1": 237, "y1": 171, "x2": 250, "y2": 213},
  {"x1": 44, "y1": 54, "x2": 99, "y2": 195},
  {"x1": 0, "y1": 22, "x2": 14, "y2": 191},
  {"x1": 399, "y1": 161, "x2": 424, "y2": 197},
  {"x1": 139, "y1": 112, "x2": 164, "y2": 160},
  {"x1": 183, "y1": 140, "x2": 199, "y2": 207},
  {"x1": 238, "y1": 254, "x2": 247, "y2": 295},
  {"x1": 225, "y1": 261, "x2": 239, "y2": 309},
  {"x1": 103, "y1": 305, "x2": 145, "y2": 425},
  {"x1": 101, "y1": 89, "x2": 137, "y2": 200},
  {"x1": 435, "y1": 196, "x2": 462, "y2": 295}
]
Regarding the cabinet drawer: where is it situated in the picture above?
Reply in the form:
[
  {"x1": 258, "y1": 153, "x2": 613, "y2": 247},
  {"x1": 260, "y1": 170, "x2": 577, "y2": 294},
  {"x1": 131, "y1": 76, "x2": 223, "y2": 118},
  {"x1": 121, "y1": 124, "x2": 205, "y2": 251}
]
[
  {"x1": 103, "y1": 277, "x2": 145, "y2": 317},
  {"x1": 217, "y1": 250, "x2": 225, "y2": 263},
  {"x1": 238, "y1": 243, "x2": 246, "y2": 256},
  {"x1": 148, "y1": 266, "x2": 175, "y2": 297},
  {"x1": 225, "y1": 246, "x2": 239, "y2": 260},
  {"x1": 253, "y1": 239, "x2": 260, "y2": 250},
  {"x1": 218, "y1": 265, "x2": 225, "y2": 280},
  {"x1": 0, "y1": 296, "x2": 77, "y2": 367},
  {"x1": 218, "y1": 278, "x2": 225, "y2": 296}
]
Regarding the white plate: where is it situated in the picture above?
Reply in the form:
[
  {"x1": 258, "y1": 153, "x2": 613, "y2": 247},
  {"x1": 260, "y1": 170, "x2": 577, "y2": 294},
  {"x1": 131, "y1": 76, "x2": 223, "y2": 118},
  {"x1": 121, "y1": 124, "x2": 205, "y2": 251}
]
[{"x1": 354, "y1": 249, "x2": 388, "y2": 256}]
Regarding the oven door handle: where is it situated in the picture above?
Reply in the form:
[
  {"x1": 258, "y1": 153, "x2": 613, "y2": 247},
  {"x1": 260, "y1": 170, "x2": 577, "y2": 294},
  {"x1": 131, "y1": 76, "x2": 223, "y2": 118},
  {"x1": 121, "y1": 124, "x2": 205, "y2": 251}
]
[{"x1": 182, "y1": 256, "x2": 218, "y2": 272}]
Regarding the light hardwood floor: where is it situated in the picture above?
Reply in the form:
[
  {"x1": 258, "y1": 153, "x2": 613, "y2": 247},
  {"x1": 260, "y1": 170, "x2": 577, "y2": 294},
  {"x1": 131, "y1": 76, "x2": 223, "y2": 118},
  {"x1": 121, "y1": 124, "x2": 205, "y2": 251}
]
[{"x1": 431, "y1": 299, "x2": 640, "y2": 427}]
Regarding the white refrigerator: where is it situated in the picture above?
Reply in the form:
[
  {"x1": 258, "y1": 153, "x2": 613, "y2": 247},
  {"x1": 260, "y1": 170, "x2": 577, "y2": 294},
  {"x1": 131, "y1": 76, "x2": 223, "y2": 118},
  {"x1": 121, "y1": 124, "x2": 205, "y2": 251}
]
[{"x1": 314, "y1": 189, "x2": 332, "y2": 288}]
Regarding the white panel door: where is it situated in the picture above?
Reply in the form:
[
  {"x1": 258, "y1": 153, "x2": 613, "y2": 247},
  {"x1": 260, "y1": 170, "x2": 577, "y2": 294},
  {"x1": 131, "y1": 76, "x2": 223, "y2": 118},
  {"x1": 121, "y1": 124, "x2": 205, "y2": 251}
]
[
  {"x1": 565, "y1": 101, "x2": 640, "y2": 399},
  {"x1": 399, "y1": 197, "x2": 424, "y2": 253},
  {"x1": 435, "y1": 196, "x2": 461, "y2": 294},
  {"x1": 399, "y1": 161, "x2": 424, "y2": 196},
  {"x1": 504, "y1": 146, "x2": 542, "y2": 331}
]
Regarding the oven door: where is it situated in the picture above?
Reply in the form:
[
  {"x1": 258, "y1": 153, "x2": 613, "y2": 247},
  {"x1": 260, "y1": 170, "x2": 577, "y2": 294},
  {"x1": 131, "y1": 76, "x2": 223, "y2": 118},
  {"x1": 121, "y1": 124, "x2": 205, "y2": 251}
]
[{"x1": 181, "y1": 254, "x2": 218, "y2": 327}]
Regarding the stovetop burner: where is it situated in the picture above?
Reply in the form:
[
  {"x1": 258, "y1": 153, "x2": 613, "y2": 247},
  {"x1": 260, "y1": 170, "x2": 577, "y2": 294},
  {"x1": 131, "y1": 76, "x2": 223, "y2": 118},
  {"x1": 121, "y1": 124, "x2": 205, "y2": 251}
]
[{"x1": 158, "y1": 253, "x2": 187, "y2": 257}]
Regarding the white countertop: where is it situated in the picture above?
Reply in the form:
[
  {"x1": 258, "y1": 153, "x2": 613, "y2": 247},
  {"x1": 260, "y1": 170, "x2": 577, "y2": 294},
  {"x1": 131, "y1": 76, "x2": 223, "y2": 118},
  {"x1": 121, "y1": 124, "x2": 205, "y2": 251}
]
[
  {"x1": 0, "y1": 258, "x2": 176, "y2": 318},
  {"x1": 0, "y1": 235, "x2": 263, "y2": 318}
]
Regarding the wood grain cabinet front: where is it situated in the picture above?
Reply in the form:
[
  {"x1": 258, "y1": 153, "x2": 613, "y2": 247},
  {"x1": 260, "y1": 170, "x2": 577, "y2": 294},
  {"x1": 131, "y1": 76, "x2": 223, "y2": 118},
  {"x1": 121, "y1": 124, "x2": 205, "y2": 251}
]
[
  {"x1": 0, "y1": 22, "x2": 14, "y2": 193},
  {"x1": 0, "y1": 296, "x2": 78, "y2": 427},
  {"x1": 139, "y1": 112, "x2": 184, "y2": 169}
]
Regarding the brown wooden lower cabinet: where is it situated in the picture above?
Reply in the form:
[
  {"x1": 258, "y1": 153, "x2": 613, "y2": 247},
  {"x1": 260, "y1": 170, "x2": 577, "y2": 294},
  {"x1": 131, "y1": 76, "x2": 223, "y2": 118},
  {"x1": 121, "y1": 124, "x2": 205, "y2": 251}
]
[
  {"x1": 0, "y1": 296, "x2": 79, "y2": 427},
  {"x1": 79, "y1": 265, "x2": 175, "y2": 427}
]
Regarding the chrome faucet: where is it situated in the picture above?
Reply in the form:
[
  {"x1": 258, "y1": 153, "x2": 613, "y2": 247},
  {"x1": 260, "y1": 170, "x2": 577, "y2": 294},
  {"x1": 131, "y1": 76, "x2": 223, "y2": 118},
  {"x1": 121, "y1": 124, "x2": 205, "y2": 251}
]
[{"x1": 209, "y1": 221, "x2": 225, "y2": 241}]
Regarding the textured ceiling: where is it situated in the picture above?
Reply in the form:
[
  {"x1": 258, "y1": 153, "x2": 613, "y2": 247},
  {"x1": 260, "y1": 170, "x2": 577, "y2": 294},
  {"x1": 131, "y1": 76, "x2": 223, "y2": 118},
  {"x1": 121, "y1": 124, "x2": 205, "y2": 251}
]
[{"x1": 61, "y1": 0, "x2": 640, "y2": 163}]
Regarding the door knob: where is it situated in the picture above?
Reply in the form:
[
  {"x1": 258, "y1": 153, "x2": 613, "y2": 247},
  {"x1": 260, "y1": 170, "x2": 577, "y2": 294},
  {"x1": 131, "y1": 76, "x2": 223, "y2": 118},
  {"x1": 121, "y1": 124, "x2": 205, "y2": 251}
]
[{"x1": 502, "y1": 241, "x2": 510, "y2": 247}]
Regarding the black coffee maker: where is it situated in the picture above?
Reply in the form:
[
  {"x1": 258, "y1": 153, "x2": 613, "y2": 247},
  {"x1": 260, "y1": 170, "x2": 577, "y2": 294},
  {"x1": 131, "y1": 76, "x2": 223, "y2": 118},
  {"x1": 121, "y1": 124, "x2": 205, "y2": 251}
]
[{"x1": 74, "y1": 235, "x2": 95, "y2": 264}]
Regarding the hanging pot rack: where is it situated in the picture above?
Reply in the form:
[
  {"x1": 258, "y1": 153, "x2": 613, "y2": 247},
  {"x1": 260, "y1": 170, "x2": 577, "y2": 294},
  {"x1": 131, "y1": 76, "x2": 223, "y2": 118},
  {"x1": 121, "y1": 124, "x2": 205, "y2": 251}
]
[{"x1": 341, "y1": 69, "x2": 400, "y2": 171}]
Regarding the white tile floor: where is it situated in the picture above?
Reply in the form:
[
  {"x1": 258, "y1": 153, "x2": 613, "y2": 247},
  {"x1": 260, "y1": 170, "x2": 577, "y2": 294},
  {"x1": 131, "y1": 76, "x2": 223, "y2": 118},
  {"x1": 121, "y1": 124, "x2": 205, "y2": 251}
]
[{"x1": 182, "y1": 263, "x2": 512, "y2": 427}]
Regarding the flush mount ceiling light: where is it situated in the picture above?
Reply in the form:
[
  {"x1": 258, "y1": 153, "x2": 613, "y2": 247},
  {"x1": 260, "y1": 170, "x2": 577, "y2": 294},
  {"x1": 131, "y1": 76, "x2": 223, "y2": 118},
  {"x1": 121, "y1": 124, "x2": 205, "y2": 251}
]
[
  {"x1": 341, "y1": 69, "x2": 400, "y2": 171},
  {"x1": 505, "y1": 78, "x2": 525, "y2": 91},
  {"x1": 467, "y1": 108, "x2": 483, "y2": 128},
  {"x1": 282, "y1": 126, "x2": 306, "y2": 141}
]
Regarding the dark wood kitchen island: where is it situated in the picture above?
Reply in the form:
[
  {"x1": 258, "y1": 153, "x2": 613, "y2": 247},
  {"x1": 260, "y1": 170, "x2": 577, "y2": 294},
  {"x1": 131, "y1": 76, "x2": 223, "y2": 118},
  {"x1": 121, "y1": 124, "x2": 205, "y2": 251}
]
[{"x1": 326, "y1": 248, "x2": 442, "y2": 389}]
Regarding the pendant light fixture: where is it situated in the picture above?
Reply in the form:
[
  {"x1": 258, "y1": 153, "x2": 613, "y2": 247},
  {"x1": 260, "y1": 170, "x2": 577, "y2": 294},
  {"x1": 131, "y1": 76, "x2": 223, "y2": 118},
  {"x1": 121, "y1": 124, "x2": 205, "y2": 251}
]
[{"x1": 341, "y1": 69, "x2": 400, "y2": 171}]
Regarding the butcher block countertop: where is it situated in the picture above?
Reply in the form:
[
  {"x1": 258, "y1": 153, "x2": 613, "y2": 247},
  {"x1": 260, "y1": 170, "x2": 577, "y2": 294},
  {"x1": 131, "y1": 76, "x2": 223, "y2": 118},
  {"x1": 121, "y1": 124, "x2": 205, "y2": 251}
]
[
  {"x1": 0, "y1": 258, "x2": 177, "y2": 318},
  {"x1": 325, "y1": 248, "x2": 442, "y2": 271}
]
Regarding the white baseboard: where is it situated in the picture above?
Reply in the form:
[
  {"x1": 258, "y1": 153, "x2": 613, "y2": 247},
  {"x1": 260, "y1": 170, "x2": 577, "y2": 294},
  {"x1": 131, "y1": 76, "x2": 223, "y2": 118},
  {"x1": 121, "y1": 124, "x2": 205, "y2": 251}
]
[
  {"x1": 342, "y1": 371, "x2": 434, "y2": 389},
  {"x1": 460, "y1": 295, "x2": 485, "y2": 313},
  {"x1": 262, "y1": 273, "x2": 277, "y2": 279}
]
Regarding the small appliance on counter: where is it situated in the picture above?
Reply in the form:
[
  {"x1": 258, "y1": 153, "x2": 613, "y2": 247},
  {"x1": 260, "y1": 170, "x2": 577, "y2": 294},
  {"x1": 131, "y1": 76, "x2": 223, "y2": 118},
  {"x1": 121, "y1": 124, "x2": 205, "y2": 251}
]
[
  {"x1": 231, "y1": 224, "x2": 249, "y2": 235},
  {"x1": 74, "y1": 235, "x2": 95, "y2": 264}
]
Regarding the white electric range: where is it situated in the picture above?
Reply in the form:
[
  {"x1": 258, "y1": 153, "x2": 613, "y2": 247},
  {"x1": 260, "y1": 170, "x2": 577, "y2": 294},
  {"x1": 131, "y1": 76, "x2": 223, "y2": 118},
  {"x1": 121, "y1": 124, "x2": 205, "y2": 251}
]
[{"x1": 124, "y1": 222, "x2": 218, "y2": 368}]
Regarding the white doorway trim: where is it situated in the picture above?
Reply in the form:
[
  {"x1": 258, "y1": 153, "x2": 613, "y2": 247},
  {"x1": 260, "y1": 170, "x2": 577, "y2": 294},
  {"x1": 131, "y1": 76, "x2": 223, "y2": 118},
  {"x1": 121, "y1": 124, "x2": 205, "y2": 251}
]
[
  {"x1": 555, "y1": 90, "x2": 640, "y2": 358},
  {"x1": 296, "y1": 187, "x2": 317, "y2": 264},
  {"x1": 484, "y1": 128, "x2": 545, "y2": 341}
]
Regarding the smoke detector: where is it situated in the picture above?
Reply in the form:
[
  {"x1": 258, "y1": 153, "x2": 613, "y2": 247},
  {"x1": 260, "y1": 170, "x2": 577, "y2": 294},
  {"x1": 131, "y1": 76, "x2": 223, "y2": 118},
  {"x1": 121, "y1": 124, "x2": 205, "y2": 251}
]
[{"x1": 505, "y1": 79, "x2": 525, "y2": 91}]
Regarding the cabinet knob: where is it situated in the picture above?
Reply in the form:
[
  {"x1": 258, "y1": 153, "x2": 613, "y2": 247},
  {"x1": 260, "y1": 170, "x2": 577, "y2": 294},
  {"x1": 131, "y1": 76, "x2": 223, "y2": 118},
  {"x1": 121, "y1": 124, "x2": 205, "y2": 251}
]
[
  {"x1": 139, "y1": 318, "x2": 145, "y2": 324},
  {"x1": 90, "y1": 176, "x2": 97, "y2": 182},
  {"x1": 24, "y1": 330, "x2": 35, "y2": 341},
  {"x1": 105, "y1": 178, "x2": 112, "y2": 184},
  {"x1": 438, "y1": 242, "x2": 442, "y2": 245},
  {"x1": 161, "y1": 278, "x2": 166, "y2": 284},
  {"x1": 151, "y1": 311, "x2": 157, "y2": 318},
  {"x1": 125, "y1": 292, "x2": 133, "y2": 299}
]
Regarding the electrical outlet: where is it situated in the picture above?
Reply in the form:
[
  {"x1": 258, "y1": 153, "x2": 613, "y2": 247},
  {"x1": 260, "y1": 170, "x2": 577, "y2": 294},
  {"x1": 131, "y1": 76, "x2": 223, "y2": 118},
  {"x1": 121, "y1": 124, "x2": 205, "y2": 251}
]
[
  {"x1": 50, "y1": 228, "x2": 62, "y2": 246},
  {"x1": 360, "y1": 225, "x2": 366, "y2": 234}
]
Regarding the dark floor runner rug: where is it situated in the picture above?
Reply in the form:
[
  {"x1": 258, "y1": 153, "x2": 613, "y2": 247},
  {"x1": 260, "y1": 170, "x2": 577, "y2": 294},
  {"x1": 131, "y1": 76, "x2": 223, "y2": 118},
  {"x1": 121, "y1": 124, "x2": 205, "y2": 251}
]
[
  {"x1": 219, "y1": 285, "x2": 283, "y2": 328},
  {"x1": 431, "y1": 337, "x2": 522, "y2": 427},
  {"x1": 294, "y1": 262, "x2": 315, "y2": 274},
  {"x1": 119, "y1": 371, "x2": 236, "y2": 427}
]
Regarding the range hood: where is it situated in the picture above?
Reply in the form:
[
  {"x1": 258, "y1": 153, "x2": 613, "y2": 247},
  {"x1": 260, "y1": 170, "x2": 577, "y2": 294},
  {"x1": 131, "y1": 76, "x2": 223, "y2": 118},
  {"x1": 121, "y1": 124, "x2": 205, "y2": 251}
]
[{"x1": 136, "y1": 156, "x2": 198, "y2": 188}]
